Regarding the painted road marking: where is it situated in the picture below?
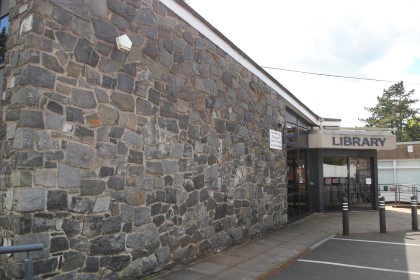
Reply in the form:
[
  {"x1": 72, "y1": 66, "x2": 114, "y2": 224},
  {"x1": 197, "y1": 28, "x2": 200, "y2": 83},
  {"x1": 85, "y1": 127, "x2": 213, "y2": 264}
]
[
  {"x1": 298, "y1": 259, "x2": 420, "y2": 276},
  {"x1": 331, "y1": 238, "x2": 420, "y2": 247}
]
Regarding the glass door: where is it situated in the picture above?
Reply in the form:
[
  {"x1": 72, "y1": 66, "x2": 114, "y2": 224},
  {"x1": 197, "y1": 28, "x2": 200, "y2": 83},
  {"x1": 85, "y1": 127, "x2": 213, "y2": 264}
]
[
  {"x1": 349, "y1": 157, "x2": 373, "y2": 209},
  {"x1": 287, "y1": 148, "x2": 309, "y2": 219},
  {"x1": 323, "y1": 156, "x2": 374, "y2": 210},
  {"x1": 323, "y1": 156, "x2": 347, "y2": 210}
]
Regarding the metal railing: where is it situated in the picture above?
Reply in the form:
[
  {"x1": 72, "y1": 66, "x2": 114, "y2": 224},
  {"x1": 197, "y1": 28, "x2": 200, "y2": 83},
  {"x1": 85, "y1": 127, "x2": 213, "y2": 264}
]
[
  {"x1": 0, "y1": 243, "x2": 43, "y2": 280},
  {"x1": 378, "y1": 184, "x2": 419, "y2": 205}
]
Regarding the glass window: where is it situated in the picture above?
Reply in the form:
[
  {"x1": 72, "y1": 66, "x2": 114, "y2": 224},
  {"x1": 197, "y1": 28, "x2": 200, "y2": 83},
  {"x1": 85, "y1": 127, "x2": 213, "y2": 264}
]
[
  {"x1": 286, "y1": 109, "x2": 297, "y2": 124},
  {"x1": 286, "y1": 123, "x2": 297, "y2": 144},
  {"x1": 298, "y1": 127, "x2": 308, "y2": 147}
]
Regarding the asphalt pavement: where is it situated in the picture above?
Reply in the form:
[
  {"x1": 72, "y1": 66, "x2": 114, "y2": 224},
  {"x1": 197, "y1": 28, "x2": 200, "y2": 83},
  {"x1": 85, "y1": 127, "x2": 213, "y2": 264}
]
[
  {"x1": 152, "y1": 206, "x2": 419, "y2": 280},
  {"x1": 271, "y1": 231, "x2": 420, "y2": 280}
]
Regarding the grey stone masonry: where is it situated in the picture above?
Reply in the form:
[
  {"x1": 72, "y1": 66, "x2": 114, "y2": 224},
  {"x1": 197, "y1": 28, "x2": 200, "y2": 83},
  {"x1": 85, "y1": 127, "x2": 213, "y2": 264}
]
[{"x1": 0, "y1": 0, "x2": 287, "y2": 278}]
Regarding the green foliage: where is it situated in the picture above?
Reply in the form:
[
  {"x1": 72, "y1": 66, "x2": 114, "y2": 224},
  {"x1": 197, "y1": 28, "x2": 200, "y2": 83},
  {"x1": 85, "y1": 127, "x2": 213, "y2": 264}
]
[
  {"x1": 359, "y1": 81, "x2": 419, "y2": 142},
  {"x1": 401, "y1": 116, "x2": 420, "y2": 142},
  {"x1": 0, "y1": 27, "x2": 7, "y2": 64}
]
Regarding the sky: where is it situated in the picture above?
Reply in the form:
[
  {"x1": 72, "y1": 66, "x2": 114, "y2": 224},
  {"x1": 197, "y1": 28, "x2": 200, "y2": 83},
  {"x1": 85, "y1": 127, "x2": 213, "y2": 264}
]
[{"x1": 187, "y1": 0, "x2": 420, "y2": 127}]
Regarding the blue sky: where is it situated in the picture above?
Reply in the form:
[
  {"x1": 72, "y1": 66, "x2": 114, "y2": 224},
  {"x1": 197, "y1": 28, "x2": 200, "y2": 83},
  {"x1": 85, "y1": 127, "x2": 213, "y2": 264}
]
[{"x1": 187, "y1": 0, "x2": 420, "y2": 127}]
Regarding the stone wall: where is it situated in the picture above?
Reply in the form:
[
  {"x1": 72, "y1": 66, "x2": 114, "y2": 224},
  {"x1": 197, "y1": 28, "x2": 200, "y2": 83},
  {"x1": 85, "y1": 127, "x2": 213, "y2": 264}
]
[{"x1": 0, "y1": 0, "x2": 287, "y2": 278}]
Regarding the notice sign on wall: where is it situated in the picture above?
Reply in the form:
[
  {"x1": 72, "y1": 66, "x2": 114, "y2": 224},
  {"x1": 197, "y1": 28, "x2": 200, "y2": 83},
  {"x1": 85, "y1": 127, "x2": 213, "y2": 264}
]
[{"x1": 269, "y1": 129, "x2": 282, "y2": 150}]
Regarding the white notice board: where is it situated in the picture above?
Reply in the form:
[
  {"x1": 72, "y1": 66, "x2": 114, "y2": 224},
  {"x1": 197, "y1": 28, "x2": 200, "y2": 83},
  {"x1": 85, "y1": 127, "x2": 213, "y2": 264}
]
[{"x1": 269, "y1": 129, "x2": 282, "y2": 150}]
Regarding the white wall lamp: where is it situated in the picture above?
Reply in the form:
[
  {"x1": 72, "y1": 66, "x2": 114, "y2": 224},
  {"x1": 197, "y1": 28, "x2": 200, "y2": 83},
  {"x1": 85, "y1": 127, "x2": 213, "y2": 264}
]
[{"x1": 116, "y1": 34, "x2": 132, "y2": 52}]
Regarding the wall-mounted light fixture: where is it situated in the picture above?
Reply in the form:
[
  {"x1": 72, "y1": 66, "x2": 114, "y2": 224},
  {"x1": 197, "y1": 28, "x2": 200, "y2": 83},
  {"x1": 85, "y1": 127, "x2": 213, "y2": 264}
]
[{"x1": 116, "y1": 34, "x2": 132, "y2": 52}]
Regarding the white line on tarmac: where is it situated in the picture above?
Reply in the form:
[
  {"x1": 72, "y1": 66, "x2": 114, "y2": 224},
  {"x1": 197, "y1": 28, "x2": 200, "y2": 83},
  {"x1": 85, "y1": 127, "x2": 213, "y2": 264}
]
[
  {"x1": 331, "y1": 238, "x2": 420, "y2": 247},
  {"x1": 298, "y1": 259, "x2": 420, "y2": 276}
]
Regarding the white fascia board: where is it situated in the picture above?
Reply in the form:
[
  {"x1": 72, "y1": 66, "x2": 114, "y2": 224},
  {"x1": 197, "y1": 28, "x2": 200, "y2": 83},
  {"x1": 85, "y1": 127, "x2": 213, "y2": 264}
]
[{"x1": 160, "y1": 0, "x2": 320, "y2": 126}]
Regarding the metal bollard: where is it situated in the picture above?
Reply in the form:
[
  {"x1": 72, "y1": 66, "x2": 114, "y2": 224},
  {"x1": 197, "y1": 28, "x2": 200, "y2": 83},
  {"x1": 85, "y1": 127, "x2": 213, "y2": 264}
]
[
  {"x1": 379, "y1": 196, "x2": 386, "y2": 233},
  {"x1": 411, "y1": 196, "x2": 418, "y2": 231},
  {"x1": 342, "y1": 196, "x2": 349, "y2": 236}
]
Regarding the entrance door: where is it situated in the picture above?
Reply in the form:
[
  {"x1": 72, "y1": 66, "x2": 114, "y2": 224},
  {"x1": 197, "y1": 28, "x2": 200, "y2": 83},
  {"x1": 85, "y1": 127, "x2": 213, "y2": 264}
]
[
  {"x1": 287, "y1": 149, "x2": 309, "y2": 219},
  {"x1": 323, "y1": 156, "x2": 374, "y2": 210},
  {"x1": 349, "y1": 157, "x2": 373, "y2": 209}
]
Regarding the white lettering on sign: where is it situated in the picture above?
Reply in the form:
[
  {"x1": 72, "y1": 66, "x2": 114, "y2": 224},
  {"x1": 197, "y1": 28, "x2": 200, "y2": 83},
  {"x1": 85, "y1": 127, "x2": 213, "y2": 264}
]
[{"x1": 269, "y1": 129, "x2": 282, "y2": 150}]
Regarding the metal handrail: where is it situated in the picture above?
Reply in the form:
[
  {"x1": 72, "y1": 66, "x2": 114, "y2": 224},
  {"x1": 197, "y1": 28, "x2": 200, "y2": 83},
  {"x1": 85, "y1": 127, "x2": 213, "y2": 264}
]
[
  {"x1": 378, "y1": 184, "x2": 419, "y2": 205},
  {"x1": 0, "y1": 244, "x2": 43, "y2": 280}
]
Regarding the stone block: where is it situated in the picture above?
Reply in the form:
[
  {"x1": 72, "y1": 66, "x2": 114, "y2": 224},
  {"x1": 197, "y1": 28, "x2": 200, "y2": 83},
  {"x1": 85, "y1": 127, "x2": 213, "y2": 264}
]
[
  {"x1": 117, "y1": 73, "x2": 134, "y2": 94},
  {"x1": 137, "y1": 8, "x2": 156, "y2": 25},
  {"x1": 90, "y1": 233, "x2": 125, "y2": 255},
  {"x1": 145, "y1": 161, "x2": 163, "y2": 175},
  {"x1": 71, "y1": 88, "x2": 97, "y2": 109},
  {"x1": 42, "y1": 53, "x2": 65, "y2": 73},
  {"x1": 50, "y1": 236, "x2": 69, "y2": 253},
  {"x1": 22, "y1": 65, "x2": 56, "y2": 89},
  {"x1": 35, "y1": 131, "x2": 60, "y2": 151},
  {"x1": 12, "y1": 129, "x2": 33, "y2": 150},
  {"x1": 122, "y1": 130, "x2": 143, "y2": 148},
  {"x1": 62, "y1": 218, "x2": 81, "y2": 237},
  {"x1": 92, "y1": 18, "x2": 119, "y2": 43},
  {"x1": 128, "y1": 149, "x2": 143, "y2": 164},
  {"x1": 11, "y1": 171, "x2": 32, "y2": 187},
  {"x1": 74, "y1": 38, "x2": 99, "y2": 67},
  {"x1": 47, "y1": 190, "x2": 68, "y2": 211},
  {"x1": 92, "y1": 196, "x2": 111, "y2": 212},
  {"x1": 13, "y1": 188, "x2": 45, "y2": 212},
  {"x1": 107, "y1": 176, "x2": 124, "y2": 190},
  {"x1": 125, "y1": 187, "x2": 146, "y2": 206},
  {"x1": 50, "y1": 0, "x2": 90, "y2": 20},
  {"x1": 99, "y1": 166, "x2": 114, "y2": 177},
  {"x1": 111, "y1": 91, "x2": 134, "y2": 111},
  {"x1": 62, "y1": 251, "x2": 86, "y2": 272},
  {"x1": 66, "y1": 142, "x2": 94, "y2": 168},
  {"x1": 45, "y1": 112, "x2": 64, "y2": 130},
  {"x1": 33, "y1": 258, "x2": 58, "y2": 275},
  {"x1": 56, "y1": 30, "x2": 77, "y2": 51},
  {"x1": 71, "y1": 196, "x2": 92, "y2": 213},
  {"x1": 18, "y1": 110, "x2": 44, "y2": 129},
  {"x1": 102, "y1": 75, "x2": 117, "y2": 89},
  {"x1": 58, "y1": 163, "x2": 81, "y2": 188},
  {"x1": 74, "y1": 125, "x2": 95, "y2": 145},
  {"x1": 134, "y1": 207, "x2": 151, "y2": 226},
  {"x1": 66, "y1": 107, "x2": 84, "y2": 123},
  {"x1": 11, "y1": 214, "x2": 32, "y2": 234},
  {"x1": 99, "y1": 105, "x2": 119, "y2": 125},
  {"x1": 120, "y1": 112, "x2": 137, "y2": 131},
  {"x1": 81, "y1": 180, "x2": 106, "y2": 195},
  {"x1": 136, "y1": 98, "x2": 153, "y2": 116},
  {"x1": 103, "y1": 216, "x2": 122, "y2": 234},
  {"x1": 142, "y1": 39, "x2": 158, "y2": 60},
  {"x1": 96, "y1": 142, "x2": 116, "y2": 159},
  {"x1": 33, "y1": 213, "x2": 55, "y2": 232}
]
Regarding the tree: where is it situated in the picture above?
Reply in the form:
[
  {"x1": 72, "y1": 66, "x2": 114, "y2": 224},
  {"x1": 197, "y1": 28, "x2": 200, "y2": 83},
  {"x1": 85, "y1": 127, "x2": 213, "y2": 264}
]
[
  {"x1": 0, "y1": 27, "x2": 7, "y2": 64},
  {"x1": 359, "y1": 81, "x2": 419, "y2": 142},
  {"x1": 401, "y1": 116, "x2": 420, "y2": 142}
]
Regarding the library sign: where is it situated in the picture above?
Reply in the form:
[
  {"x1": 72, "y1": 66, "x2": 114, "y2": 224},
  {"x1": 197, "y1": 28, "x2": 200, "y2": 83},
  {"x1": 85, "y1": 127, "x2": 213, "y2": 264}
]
[{"x1": 308, "y1": 130, "x2": 396, "y2": 150}]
